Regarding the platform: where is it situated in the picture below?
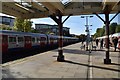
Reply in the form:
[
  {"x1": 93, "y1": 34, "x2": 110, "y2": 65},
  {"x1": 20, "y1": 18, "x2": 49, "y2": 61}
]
[{"x1": 2, "y1": 42, "x2": 120, "y2": 79}]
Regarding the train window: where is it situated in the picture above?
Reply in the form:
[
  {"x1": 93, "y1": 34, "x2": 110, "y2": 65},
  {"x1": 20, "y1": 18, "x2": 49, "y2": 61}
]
[
  {"x1": 25, "y1": 36, "x2": 31, "y2": 43},
  {"x1": 2, "y1": 35, "x2": 8, "y2": 43},
  {"x1": 50, "y1": 37, "x2": 54, "y2": 42},
  {"x1": 41, "y1": 37, "x2": 46, "y2": 41},
  {"x1": 18, "y1": 37, "x2": 24, "y2": 42},
  {"x1": 9, "y1": 37, "x2": 16, "y2": 43},
  {"x1": 32, "y1": 37, "x2": 35, "y2": 43},
  {"x1": 37, "y1": 38, "x2": 40, "y2": 43}
]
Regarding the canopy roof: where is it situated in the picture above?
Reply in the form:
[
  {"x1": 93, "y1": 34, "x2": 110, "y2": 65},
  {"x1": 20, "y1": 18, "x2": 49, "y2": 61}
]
[{"x1": 1, "y1": 0, "x2": 120, "y2": 19}]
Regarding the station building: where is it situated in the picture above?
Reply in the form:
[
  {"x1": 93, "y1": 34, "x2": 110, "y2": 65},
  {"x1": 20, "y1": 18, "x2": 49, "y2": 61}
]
[
  {"x1": 0, "y1": 16, "x2": 15, "y2": 27},
  {"x1": 35, "y1": 24, "x2": 70, "y2": 36}
]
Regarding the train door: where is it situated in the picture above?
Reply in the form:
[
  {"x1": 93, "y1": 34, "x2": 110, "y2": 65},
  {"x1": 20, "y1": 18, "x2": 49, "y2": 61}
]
[
  {"x1": 8, "y1": 35, "x2": 17, "y2": 49},
  {"x1": 24, "y1": 36, "x2": 32, "y2": 49},
  {"x1": 17, "y1": 36, "x2": 24, "y2": 48},
  {"x1": 50, "y1": 37, "x2": 54, "y2": 46},
  {"x1": 40, "y1": 37, "x2": 46, "y2": 47},
  {"x1": 36, "y1": 37, "x2": 40, "y2": 46},
  {"x1": 31, "y1": 36, "x2": 39, "y2": 48},
  {"x1": 1, "y1": 35, "x2": 8, "y2": 53}
]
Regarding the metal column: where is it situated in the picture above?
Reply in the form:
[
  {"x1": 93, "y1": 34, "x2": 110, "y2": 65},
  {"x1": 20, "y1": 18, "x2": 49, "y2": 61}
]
[
  {"x1": 57, "y1": 11, "x2": 64, "y2": 61},
  {"x1": 94, "y1": 10, "x2": 120, "y2": 64},
  {"x1": 50, "y1": 11, "x2": 72, "y2": 62},
  {"x1": 86, "y1": 17, "x2": 89, "y2": 51},
  {"x1": 104, "y1": 12, "x2": 111, "y2": 64}
]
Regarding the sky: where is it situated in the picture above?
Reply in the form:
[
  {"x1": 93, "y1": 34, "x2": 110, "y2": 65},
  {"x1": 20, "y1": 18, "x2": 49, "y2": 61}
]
[
  {"x1": 31, "y1": 14, "x2": 119, "y2": 35},
  {"x1": 0, "y1": 13, "x2": 119, "y2": 35}
]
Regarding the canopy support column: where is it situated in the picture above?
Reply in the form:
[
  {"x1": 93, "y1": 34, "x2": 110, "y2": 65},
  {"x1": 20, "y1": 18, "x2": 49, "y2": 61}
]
[
  {"x1": 94, "y1": 10, "x2": 119, "y2": 64},
  {"x1": 104, "y1": 12, "x2": 111, "y2": 64},
  {"x1": 50, "y1": 11, "x2": 72, "y2": 62}
]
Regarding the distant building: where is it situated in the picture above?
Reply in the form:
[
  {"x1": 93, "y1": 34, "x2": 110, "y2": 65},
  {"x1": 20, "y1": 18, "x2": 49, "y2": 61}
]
[
  {"x1": 35, "y1": 24, "x2": 70, "y2": 36},
  {"x1": 0, "y1": 16, "x2": 15, "y2": 27}
]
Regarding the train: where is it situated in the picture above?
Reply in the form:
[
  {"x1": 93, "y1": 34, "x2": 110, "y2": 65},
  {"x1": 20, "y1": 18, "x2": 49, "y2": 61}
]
[
  {"x1": 96, "y1": 32, "x2": 120, "y2": 49},
  {"x1": 0, "y1": 30, "x2": 79, "y2": 53}
]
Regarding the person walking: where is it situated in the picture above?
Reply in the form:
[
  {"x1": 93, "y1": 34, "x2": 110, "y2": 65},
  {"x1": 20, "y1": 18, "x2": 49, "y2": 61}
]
[{"x1": 113, "y1": 37, "x2": 118, "y2": 51}]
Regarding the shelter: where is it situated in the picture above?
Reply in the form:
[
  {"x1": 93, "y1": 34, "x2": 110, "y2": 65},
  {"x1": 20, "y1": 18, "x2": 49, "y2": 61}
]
[{"x1": 1, "y1": 0, "x2": 120, "y2": 64}]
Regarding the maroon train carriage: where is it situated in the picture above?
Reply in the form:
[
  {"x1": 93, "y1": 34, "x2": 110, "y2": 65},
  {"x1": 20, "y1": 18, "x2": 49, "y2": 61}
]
[
  {"x1": 0, "y1": 34, "x2": 8, "y2": 53},
  {"x1": 47, "y1": 35, "x2": 59, "y2": 48},
  {"x1": 0, "y1": 30, "x2": 79, "y2": 53}
]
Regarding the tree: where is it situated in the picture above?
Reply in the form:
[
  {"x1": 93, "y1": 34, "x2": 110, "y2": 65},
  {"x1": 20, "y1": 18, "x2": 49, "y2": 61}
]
[
  {"x1": 31, "y1": 29, "x2": 39, "y2": 33},
  {"x1": 0, "y1": 24, "x2": 12, "y2": 30},
  {"x1": 100, "y1": 28, "x2": 105, "y2": 36},
  {"x1": 13, "y1": 18, "x2": 32, "y2": 32},
  {"x1": 96, "y1": 28, "x2": 103, "y2": 37},
  {"x1": 13, "y1": 18, "x2": 24, "y2": 32},
  {"x1": 23, "y1": 19, "x2": 32, "y2": 32},
  {"x1": 78, "y1": 34, "x2": 86, "y2": 41},
  {"x1": 115, "y1": 25, "x2": 120, "y2": 33},
  {"x1": 109, "y1": 23, "x2": 117, "y2": 34},
  {"x1": 94, "y1": 23, "x2": 119, "y2": 39}
]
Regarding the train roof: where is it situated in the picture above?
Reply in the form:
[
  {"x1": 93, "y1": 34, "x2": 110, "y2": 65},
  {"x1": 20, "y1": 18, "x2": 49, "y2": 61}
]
[
  {"x1": 112, "y1": 33, "x2": 120, "y2": 37},
  {"x1": 96, "y1": 33, "x2": 120, "y2": 39},
  {"x1": 0, "y1": 30, "x2": 47, "y2": 36},
  {"x1": 0, "y1": 30, "x2": 79, "y2": 39}
]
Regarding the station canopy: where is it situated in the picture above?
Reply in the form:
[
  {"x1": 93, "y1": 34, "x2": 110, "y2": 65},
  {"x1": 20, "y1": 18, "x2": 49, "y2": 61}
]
[{"x1": 1, "y1": 0, "x2": 120, "y2": 19}]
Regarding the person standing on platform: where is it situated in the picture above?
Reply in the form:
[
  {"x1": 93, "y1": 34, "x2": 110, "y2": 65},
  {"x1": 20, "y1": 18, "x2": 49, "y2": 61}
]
[
  {"x1": 96, "y1": 39, "x2": 99, "y2": 47},
  {"x1": 100, "y1": 39, "x2": 103, "y2": 49},
  {"x1": 81, "y1": 39, "x2": 84, "y2": 45},
  {"x1": 113, "y1": 37, "x2": 118, "y2": 51}
]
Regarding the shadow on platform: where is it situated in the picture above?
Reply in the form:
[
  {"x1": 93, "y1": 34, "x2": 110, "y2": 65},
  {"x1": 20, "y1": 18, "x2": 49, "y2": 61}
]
[
  {"x1": 64, "y1": 60, "x2": 120, "y2": 72},
  {"x1": 111, "y1": 63, "x2": 120, "y2": 66}
]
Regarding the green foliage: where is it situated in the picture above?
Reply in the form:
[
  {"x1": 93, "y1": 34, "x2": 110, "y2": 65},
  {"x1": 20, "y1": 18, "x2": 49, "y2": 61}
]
[
  {"x1": 78, "y1": 34, "x2": 86, "y2": 41},
  {"x1": 115, "y1": 25, "x2": 120, "y2": 33},
  {"x1": 95, "y1": 28, "x2": 104, "y2": 37},
  {"x1": 13, "y1": 18, "x2": 24, "y2": 32},
  {"x1": 109, "y1": 23, "x2": 117, "y2": 34},
  {"x1": 31, "y1": 29, "x2": 39, "y2": 33},
  {"x1": 13, "y1": 18, "x2": 32, "y2": 32},
  {"x1": 94, "y1": 23, "x2": 119, "y2": 38},
  {"x1": 23, "y1": 19, "x2": 32, "y2": 32},
  {"x1": 0, "y1": 24, "x2": 13, "y2": 30}
]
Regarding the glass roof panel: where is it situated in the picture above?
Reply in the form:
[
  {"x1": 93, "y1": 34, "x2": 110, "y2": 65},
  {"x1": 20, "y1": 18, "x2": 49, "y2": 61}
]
[
  {"x1": 14, "y1": 0, "x2": 32, "y2": 7},
  {"x1": 60, "y1": 0, "x2": 72, "y2": 5}
]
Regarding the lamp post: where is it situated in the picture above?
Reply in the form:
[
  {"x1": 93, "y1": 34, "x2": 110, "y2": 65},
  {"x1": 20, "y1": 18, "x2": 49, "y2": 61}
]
[
  {"x1": 81, "y1": 16, "x2": 93, "y2": 51},
  {"x1": 89, "y1": 29, "x2": 92, "y2": 52}
]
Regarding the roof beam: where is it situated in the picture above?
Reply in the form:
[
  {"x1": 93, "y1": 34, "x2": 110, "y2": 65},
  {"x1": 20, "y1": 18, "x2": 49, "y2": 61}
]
[
  {"x1": 39, "y1": 2, "x2": 57, "y2": 14},
  {"x1": 49, "y1": 2, "x2": 64, "y2": 13},
  {"x1": 2, "y1": 4, "x2": 22, "y2": 17},
  {"x1": 15, "y1": 3, "x2": 35, "y2": 13},
  {"x1": 111, "y1": 1, "x2": 120, "y2": 10},
  {"x1": 31, "y1": 2, "x2": 46, "y2": 11},
  {"x1": 43, "y1": 0, "x2": 64, "y2": 13},
  {"x1": 23, "y1": 0, "x2": 46, "y2": 11},
  {"x1": 64, "y1": 7, "x2": 102, "y2": 16},
  {"x1": 2, "y1": 2, "x2": 29, "y2": 13},
  {"x1": 21, "y1": 11, "x2": 49, "y2": 19},
  {"x1": 102, "y1": 0, "x2": 119, "y2": 12}
]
